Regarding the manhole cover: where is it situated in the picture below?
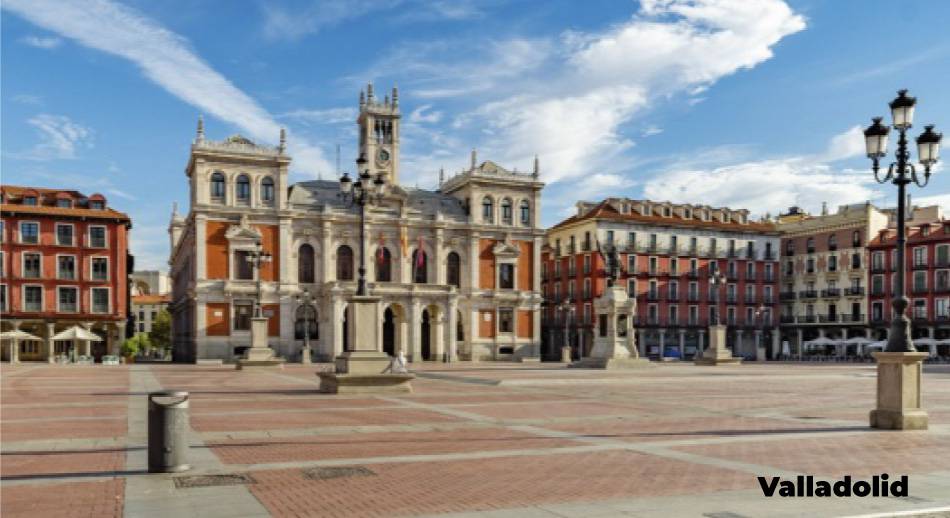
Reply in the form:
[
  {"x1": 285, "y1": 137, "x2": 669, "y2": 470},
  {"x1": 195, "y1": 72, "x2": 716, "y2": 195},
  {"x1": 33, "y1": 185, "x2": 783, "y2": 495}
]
[
  {"x1": 174, "y1": 473, "x2": 255, "y2": 489},
  {"x1": 302, "y1": 466, "x2": 375, "y2": 480}
]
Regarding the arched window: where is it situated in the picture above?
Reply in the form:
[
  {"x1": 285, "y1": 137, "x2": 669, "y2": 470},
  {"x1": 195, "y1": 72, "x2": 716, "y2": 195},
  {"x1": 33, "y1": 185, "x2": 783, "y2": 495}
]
[
  {"x1": 852, "y1": 230, "x2": 861, "y2": 247},
  {"x1": 828, "y1": 234, "x2": 837, "y2": 250},
  {"x1": 337, "y1": 245, "x2": 354, "y2": 280},
  {"x1": 412, "y1": 249, "x2": 428, "y2": 284},
  {"x1": 447, "y1": 252, "x2": 461, "y2": 288},
  {"x1": 482, "y1": 197, "x2": 494, "y2": 223},
  {"x1": 298, "y1": 244, "x2": 314, "y2": 284},
  {"x1": 376, "y1": 247, "x2": 392, "y2": 282},
  {"x1": 210, "y1": 172, "x2": 226, "y2": 201},
  {"x1": 294, "y1": 305, "x2": 318, "y2": 340},
  {"x1": 501, "y1": 198, "x2": 513, "y2": 225},
  {"x1": 806, "y1": 237, "x2": 815, "y2": 252},
  {"x1": 520, "y1": 200, "x2": 530, "y2": 226},
  {"x1": 236, "y1": 174, "x2": 251, "y2": 203},
  {"x1": 261, "y1": 177, "x2": 275, "y2": 204}
]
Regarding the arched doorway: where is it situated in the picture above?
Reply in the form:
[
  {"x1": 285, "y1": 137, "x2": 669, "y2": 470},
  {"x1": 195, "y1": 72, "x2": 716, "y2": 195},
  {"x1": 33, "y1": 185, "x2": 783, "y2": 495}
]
[
  {"x1": 383, "y1": 307, "x2": 396, "y2": 356},
  {"x1": 421, "y1": 309, "x2": 431, "y2": 360}
]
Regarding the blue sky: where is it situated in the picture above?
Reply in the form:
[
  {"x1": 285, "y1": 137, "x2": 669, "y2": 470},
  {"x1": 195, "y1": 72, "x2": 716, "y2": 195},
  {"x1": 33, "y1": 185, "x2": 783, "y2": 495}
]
[{"x1": 3, "y1": 0, "x2": 949, "y2": 271}]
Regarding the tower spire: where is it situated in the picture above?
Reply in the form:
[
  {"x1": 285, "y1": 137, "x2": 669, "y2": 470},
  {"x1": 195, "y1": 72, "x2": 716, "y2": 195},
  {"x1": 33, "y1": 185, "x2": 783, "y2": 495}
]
[
  {"x1": 533, "y1": 154, "x2": 540, "y2": 178},
  {"x1": 278, "y1": 128, "x2": 286, "y2": 153},
  {"x1": 366, "y1": 82, "x2": 375, "y2": 103},
  {"x1": 391, "y1": 84, "x2": 399, "y2": 109},
  {"x1": 196, "y1": 115, "x2": 205, "y2": 142},
  {"x1": 439, "y1": 166, "x2": 445, "y2": 188},
  {"x1": 470, "y1": 148, "x2": 477, "y2": 170}
]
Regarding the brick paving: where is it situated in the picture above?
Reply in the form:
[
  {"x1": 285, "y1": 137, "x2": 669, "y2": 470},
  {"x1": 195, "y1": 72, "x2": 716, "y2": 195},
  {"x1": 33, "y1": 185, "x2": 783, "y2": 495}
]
[{"x1": 2, "y1": 361, "x2": 950, "y2": 517}]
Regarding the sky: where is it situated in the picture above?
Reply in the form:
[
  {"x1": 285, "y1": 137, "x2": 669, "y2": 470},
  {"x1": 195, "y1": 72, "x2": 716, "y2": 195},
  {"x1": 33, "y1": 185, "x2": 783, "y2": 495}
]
[{"x1": 3, "y1": 0, "x2": 950, "y2": 272}]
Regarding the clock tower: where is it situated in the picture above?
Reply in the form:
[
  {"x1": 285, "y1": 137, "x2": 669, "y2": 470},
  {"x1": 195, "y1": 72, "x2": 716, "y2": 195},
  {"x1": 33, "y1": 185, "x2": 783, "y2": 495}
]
[{"x1": 357, "y1": 83, "x2": 400, "y2": 185}]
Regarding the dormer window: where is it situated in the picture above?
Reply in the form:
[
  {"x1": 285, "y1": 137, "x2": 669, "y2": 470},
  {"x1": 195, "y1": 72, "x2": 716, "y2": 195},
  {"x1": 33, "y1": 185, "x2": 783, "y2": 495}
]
[
  {"x1": 685, "y1": 208, "x2": 691, "y2": 219},
  {"x1": 23, "y1": 196, "x2": 37, "y2": 206},
  {"x1": 663, "y1": 207, "x2": 671, "y2": 217},
  {"x1": 89, "y1": 201, "x2": 105, "y2": 210},
  {"x1": 57, "y1": 199, "x2": 72, "y2": 208}
]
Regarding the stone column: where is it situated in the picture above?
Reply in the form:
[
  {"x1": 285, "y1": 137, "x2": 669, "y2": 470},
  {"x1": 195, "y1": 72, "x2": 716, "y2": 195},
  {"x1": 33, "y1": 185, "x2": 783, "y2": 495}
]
[
  {"x1": 433, "y1": 310, "x2": 445, "y2": 361},
  {"x1": 331, "y1": 293, "x2": 345, "y2": 358},
  {"x1": 639, "y1": 329, "x2": 648, "y2": 358},
  {"x1": 796, "y1": 328, "x2": 803, "y2": 359},
  {"x1": 435, "y1": 227, "x2": 445, "y2": 285},
  {"x1": 754, "y1": 330, "x2": 763, "y2": 361},
  {"x1": 658, "y1": 329, "x2": 666, "y2": 358},
  {"x1": 771, "y1": 330, "x2": 780, "y2": 359},
  {"x1": 408, "y1": 300, "x2": 421, "y2": 362},
  {"x1": 735, "y1": 330, "x2": 743, "y2": 356},
  {"x1": 8, "y1": 320, "x2": 21, "y2": 363},
  {"x1": 47, "y1": 322, "x2": 56, "y2": 363},
  {"x1": 115, "y1": 322, "x2": 127, "y2": 356},
  {"x1": 469, "y1": 232, "x2": 480, "y2": 291},
  {"x1": 678, "y1": 329, "x2": 685, "y2": 359},
  {"x1": 82, "y1": 322, "x2": 94, "y2": 357},
  {"x1": 446, "y1": 297, "x2": 458, "y2": 362}
]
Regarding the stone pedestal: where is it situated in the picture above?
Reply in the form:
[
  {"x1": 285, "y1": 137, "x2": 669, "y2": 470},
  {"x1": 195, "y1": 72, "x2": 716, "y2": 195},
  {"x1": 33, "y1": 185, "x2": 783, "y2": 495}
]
[
  {"x1": 694, "y1": 325, "x2": 742, "y2": 365},
  {"x1": 561, "y1": 346, "x2": 572, "y2": 363},
  {"x1": 869, "y1": 351, "x2": 928, "y2": 430},
  {"x1": 318, "y1": 296, "x2": 414, "y2": 394},
  {"x1": 571, "y1": 286, "x2": 651, "y2": 370},
  {"x1": 236, "y1": 316, "x2": 285, "y2": 370}
]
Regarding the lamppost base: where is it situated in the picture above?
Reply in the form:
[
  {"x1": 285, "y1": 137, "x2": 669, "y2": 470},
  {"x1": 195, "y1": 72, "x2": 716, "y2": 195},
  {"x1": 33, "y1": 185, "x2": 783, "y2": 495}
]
[
  {"x1": 561, "y1": 346, "x2": 572, "y2": 363},
  {"x1": 869, "y1": 351, "x2": 929, "y2": 430},
  {"x1": 694, "y1": 325, "x2": 742, "y2": 366}
]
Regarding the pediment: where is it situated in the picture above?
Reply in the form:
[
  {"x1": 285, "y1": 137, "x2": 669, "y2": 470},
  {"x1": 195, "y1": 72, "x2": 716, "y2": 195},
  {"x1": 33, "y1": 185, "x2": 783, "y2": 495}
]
[
  {"x1": 492, "y1": 237, "x2": 520, "y2": 258},
  {"x1": 225, "y1": 215, "x2": 262, "y2": 242}
]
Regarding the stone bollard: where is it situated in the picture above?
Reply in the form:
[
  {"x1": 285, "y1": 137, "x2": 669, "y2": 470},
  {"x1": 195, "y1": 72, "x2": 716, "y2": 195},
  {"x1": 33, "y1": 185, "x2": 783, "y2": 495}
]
[
  {"x1": 148, "y1": 391, "x2": 191, "y2": 473},
  {"x1": 561, "y1": 346, "x2": 572, "y2": 363}
]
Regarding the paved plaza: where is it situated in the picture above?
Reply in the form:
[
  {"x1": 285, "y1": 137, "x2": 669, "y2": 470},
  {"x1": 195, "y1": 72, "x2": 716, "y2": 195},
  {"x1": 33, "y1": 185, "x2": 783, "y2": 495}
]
[{"x1": 2, "y1": 361, "x2": 950, "y2": 517}]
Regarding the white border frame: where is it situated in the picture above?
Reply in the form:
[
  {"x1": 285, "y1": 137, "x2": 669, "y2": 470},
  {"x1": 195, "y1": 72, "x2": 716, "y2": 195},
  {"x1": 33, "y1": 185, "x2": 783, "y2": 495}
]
[
  {"x1": 55, "y1": 223, "x2": 75, "y2": 247},
  {"x1": 90, "y1": 286, "x2": 111, "y2": 314},
  {"x1": 87, "y1": 224, "x2": 108, "y2": 248},
  {"x1": 89, "y1": 256, "x2": 110, "y2": 282},
  {"x1": 56, "y1": 253, "x2": 78, "y2": 281},
  {"x1": 18, "y1": 221, "x2": 40, "y2": 245},
  {"x1": 56, "y1": 285, "x2": 80, "y2": 313},
  {"x1": 22, "y1": 284, "x2": 44, "y2": 312}
]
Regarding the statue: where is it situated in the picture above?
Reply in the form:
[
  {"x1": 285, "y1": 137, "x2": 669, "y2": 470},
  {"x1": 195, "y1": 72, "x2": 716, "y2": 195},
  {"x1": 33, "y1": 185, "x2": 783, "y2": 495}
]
[{"x1": 605, "y1": 245, "x2": 620, "y2": 287}]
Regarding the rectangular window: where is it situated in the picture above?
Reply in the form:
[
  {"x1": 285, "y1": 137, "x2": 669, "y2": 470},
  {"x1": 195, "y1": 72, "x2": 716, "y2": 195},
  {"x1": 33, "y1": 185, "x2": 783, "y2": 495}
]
[
  {"x1": 627, "y1": 278, "x2": 636, "y2": 294},
  {"x1": 58, "y1": 287, "x2": 78, "y2": 313},
  {"x1": 689, "y1": 305, "x2": 698, "y2": 325},
  {"x1": 498, "y1": 308, "x2": 513, "y2": 333},
  {"x1": 670, "y1": 258, "x2": 678, "y2": 275},
  {"x1": 151, "y1": 311, "x2": 157, "y2": 320},
  {"x1": 727, "y1": 307, "x2": 736, "y2": 325},
  {"x1": 20, "y1": 222, "x2": 39, "y2": 244},
  {"x1": 24, "y1": 286, "x2": 42, "y2": 312},
  {"x1": 628, "y1": 232, "x2": 636, "y2": 247},
  {"x1": 936, "y1": 298, "x2": 949, "y2": 318},
  {"x1": 91, "y1": 288, "x2": 109, "y2": 313},
  {"x1": 234, "y1": 303, "x2": 252, "y2": 330},
  {"x1": 669, "y1": 305, "x2": 678, "y2": 324},
  {"x1": 648, "y1": 304, "x2": 658, "y2": 324},
  {"x1": 937, "y1": 270, "x2": 949, "y2": 290},
  {"x1": 499, "y1": 263, "x2": 514, "y2": 289},
  {"x1": 627, "y1": 255, "x2": 636, "y2": 273},
  {"x1": 828, "y1": 255, "x2": 838, "y2": 272},
  {"x1": 606, "y1": 230, "x2": 614, "y2": 244},
  {"x1": 649, "y1": 257, "x2": 657, "y2": 274},
  {"x1": 913, "y1": 247, "x2": 927, "y2": 267},
  {"x1": 913, "y1": 271, "x2": 927, "y2": 291},
  {"x1": 583, "y1": 255, "x2": 591, "y2": 274},
  {"x1": 913, "y1": 299, "x2": 927, "y2": 320},
  {"x1": 58, "y1": 256, "x2": 76, "y2": 280},
  {"x1": 89, "y1": 226, "x2": 107, "y2": 248},
  {"x1": 0, "y1": 285, "x2": 6, "y2": 312},
  {"x1": 23, "y1": 253, "x2": 41, "y2": 278},
  {"x1": 56, "y1": 224, "x2": 74, "y2": 246},
  {"x1": 92, "y1": 258, "x2": 108, "y2": 281},
  {"x1": 937, "y1": 245, "x2": 949, "y2": 266},
  {"x1": 234, "y1": 251, "x2": 253, "y2": 280}
]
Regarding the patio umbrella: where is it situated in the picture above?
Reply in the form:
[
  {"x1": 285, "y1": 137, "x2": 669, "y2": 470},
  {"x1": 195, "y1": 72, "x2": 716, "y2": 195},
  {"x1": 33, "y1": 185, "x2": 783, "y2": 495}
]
[
  {"x1": 842, "y1": 336, "x2": 873, "y2": 345},
  {"x1": 0, "y1": 330, "x2": 42, "y2": 363},
  {"x1": 913, "y1": 337, "x2": 938, "y2": 346},
  {"x1": 52, "y1": 325, "x2": 103, "y2": 360},
  {"x1": 865, "y1": 341, "x2": 887, "y2": 350},
  {"x1": 804, "y1": 337, "x2": 836, "y2": 347}
]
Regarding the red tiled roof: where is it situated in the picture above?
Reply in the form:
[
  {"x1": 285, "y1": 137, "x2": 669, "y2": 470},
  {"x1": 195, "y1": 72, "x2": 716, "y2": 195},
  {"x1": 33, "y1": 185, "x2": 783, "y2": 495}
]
[
  {"x1": 868, "y1": 221, "x2": 950, "y2": 247},
  {"x1": 550, "y1": 200, "x2": 778, "y2": 234},
  {"x1": 0, "y1": 203, "x2": 130, "y2": 221}
]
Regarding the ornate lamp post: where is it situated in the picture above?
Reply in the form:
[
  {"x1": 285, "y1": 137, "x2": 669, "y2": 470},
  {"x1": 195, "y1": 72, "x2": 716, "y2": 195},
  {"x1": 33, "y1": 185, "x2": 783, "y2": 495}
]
[
  {"x1": 557, "y1": 300, "x2": 574, "y2": 362},
  {"x1": 864, "y1": 89, "x2": 941, "y2": 430},
  {"x1": 339, "y1": 153, "x2": 386, "y2": 296},
  {"x1": 295, "y1": 289, "x2": 315, "y2": 364},
  {"x1": 245, "y1": 240, "x2": 272, "y2": 318},
  {"x1": 696, "y1": 268, "x2": 741, "y2": 365},
  {"x1": 709, "y1": 270, "x2": 726, "y2": 326}
]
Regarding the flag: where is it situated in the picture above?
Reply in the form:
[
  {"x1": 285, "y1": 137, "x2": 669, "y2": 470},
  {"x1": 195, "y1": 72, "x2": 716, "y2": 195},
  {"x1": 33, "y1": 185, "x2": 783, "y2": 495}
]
[{"x1": 415, "y1": 235, "x2": 425, "y2": 268}]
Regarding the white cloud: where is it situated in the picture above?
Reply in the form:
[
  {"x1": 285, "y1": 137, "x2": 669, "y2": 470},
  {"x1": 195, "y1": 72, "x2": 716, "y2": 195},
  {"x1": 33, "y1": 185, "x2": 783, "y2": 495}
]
[
  {"x1": 11, "y1": 93, "x2": 43, "y2": 105},
  {"x1": 642, "y1": 125, "x2": 663, "y2": 137},
  {"x1": 17, "y1": 113, "x2": 93, "y2": 160},
  {"x1": 823, "y1": 125, "x2": 865, "y2": 162},
  {"x1": 279, "y1": 107, "x2": 356, "y2": 126},
  {"x1": 260, "y1": 0, "x2": 393, "y2": 41},
  {"x1": 20, "y1": 35, "x2": 61, "y2": 48},
  {"x1": 408, "y1": 105, "x2": 443, "y2": 124},
  {"x1": 3, "y1": 0, "x2": 332, "y2": 175}
]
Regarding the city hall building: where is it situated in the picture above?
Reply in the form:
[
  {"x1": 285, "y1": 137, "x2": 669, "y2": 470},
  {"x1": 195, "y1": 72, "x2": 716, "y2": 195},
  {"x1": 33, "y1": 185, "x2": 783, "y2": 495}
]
[{"x1": 168, "y1": 85, "x2": 545, "y2": 363}]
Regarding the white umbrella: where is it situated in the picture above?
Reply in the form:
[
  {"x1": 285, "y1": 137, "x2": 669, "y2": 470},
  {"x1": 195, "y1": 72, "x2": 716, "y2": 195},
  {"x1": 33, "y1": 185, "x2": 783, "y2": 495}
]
[
  {"x1": 0, "y1": 330, "x2": 42, "y2": 341},
  {"x1": 1, "y1": 329, "x2": 42, "y2": 363},
  {"x1": 804, "y1": 337, "x2": 836, "y2": 347},
  {"x1": 52, "y1": 326, "x2": 103, "y2": 341},
  {"x1": 842, "y1": 336, "x2": 873, "y2": 345},
  {"x1": 866, "y1": 341, "x2": 887, "y2": 350},
  {"x1": 913, "y1": 337, "x2": 938, "y2": 346}
]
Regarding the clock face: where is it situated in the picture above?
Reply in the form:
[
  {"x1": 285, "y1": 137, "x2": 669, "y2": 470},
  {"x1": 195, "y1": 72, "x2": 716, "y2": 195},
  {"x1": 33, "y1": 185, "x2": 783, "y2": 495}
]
[{"x1": 377, "y1": 148, "x2": 391, "y2": 164}]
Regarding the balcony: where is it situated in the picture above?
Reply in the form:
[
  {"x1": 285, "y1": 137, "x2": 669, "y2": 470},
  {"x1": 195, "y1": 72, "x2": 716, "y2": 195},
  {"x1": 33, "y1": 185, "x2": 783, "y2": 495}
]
[
  {"x1": 725, "y1": 294, "x2": 738, "y2": 304},
  {"x1": 845, "y1": 287, "x2": 865, "y2": 296},
  {"x1": 779, "y1": 291, "x2": 797, "y2": 301},
  {"x1": 871, "y1": 265, "x2": 887, "y2": 273},
  {"x1": 936, "y1": 257, "x2": 950, "y2": 268},
  {"x1": 782, "y1": 269, "x2": 795, "y2": 278},
  {"x1": 746, "y1": 249, "x2": 757, "y2": 260},
  {"x1": 745, "y1": 295, "x2": 756, "y2": 304},
  {"x1": 667, "y1": 293, "x2": 680, "y2": 302},
  {"x1": 763, "y1": 273, "x2": 776, "y2": 282},
  {"x1": 687, "y1": 270, "x2": 700, "y2": 279},
  {"x1": 870, "y1": 314, "x2": 887, "y2": 323},
  {"x1": 935, "y1": 284, "x2": 950, "y2": 293},
  {"x1": 567, "y1": 269, "x2": 576, "y2": 278},
  {"x1": 746, "y1": 273, "x2": 757, "y2": 282},
  {"x1": 763, "y1": 296, "x2": 775, "y2": 304},
  {"x1": 840, "y1": 314, "x2": 865, "y2": 323},
  {"x1": 726, "y1": 271, "x2": 739, "y2": 281},
  {"x1": 799, "y1": 315, "x2": 817, "y2": 323},
  {"x1": 870, "y1": 287, "x2": 886, "y2": 296},
  {"x1": 799, "y1": 290, "x2": 818, "y2": 299},
  {"x1": 727, "y1": 249, "x2": 739, "y2": 258},
  {"x1": 912, "y1": 314, "x2": 929, "y2": 323},
  {"x1": 647, "y1": 292, "x2": 662, "y2": 302},
  {"x1": 687, "y1": 293, "x2": 700, "y2": 302},
  {"x1": 818, "y1": 315, "x2": 838, "y2": 323},
  {"x1": 912, "y1": 261, "x2": 929, "y2": 270},
  {"x1": 780, "y1": 315, "x2": 796, "y2": 324},
  {"x1": 821, "y1": 288, "x2": 841, "y2": 298},
  {"x1": 764, "y1": 251, "x2": 776, "y2": 261},
  {"x1": 912, "y1": 285, "x2": 928, "y2": 294}
]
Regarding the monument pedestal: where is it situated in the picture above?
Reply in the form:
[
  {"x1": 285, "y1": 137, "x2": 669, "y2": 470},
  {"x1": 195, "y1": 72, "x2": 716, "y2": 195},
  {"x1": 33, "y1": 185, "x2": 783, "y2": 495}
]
[
  {"x1": 561, "y1": 346, "x2": 572, "y2": 364},
  {"x1": 317, "y1": 296, "x2": 414, "y2": 394},
  {"x1": 869, "y1": 351, "x2": 928, "y2": 430},
  {"x1": 236, "y1": 317, "x2": 285, "y2": 370},
  {"x1": 694, "y1": 325, "x2": 742, "y2": 365},
  {"x1": 571, "y1": 286, "x2": 651, "y2": 370}
]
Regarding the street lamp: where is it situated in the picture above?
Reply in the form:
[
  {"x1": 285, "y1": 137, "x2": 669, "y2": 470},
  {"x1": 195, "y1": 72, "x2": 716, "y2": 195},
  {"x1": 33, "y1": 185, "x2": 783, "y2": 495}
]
[
  {"x1": 754, "y1": 304, "x2": 768, "y2": 358},
  {"x1": 556, "y1": 300, "x2": 574, "y2": 359},
  {"x1": 864, "y1": 89, "x2": 942, "y2": 353},
  {"x1": 245, "y1": 240, "x2": 273, "y2": 318},
  {"x1": 295, "y1": 289, "x2": 315, "y2": 364},
  {"x1": 339, "y1": 153, "x2": 387, "y2": 296}
]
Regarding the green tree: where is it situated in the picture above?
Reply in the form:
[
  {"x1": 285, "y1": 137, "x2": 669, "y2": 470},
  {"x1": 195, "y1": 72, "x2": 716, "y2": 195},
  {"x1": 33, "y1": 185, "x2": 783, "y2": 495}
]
[
  {"x1": 149, "y1": 309, "x2": 172, "y2": 353},
  {"x1": 122, "y1": 333, "x2": 150, "y2": 357}
]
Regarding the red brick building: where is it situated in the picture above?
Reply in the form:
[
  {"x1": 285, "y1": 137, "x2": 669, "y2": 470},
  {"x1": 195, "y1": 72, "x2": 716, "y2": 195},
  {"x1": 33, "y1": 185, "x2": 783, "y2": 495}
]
[
  {"x1": 867, "y1": 219, "x2": 950, "y2": 355},
  {"x1": 1, "y1": 185, "x2": 131, "y2": 361},
  {"x1": 541, "y1": 198, "x2": 781, "y2": 361}
]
